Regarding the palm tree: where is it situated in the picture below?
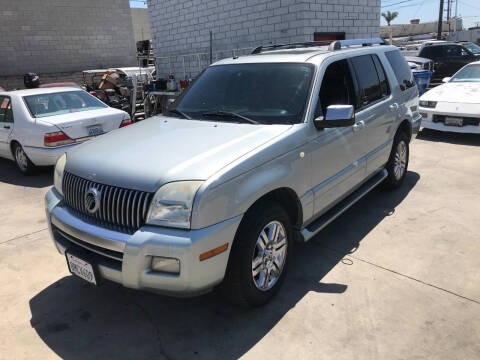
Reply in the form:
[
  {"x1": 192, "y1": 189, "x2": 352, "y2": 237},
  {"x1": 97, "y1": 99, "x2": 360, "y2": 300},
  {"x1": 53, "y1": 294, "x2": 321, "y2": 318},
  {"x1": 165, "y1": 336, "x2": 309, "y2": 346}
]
[{"x1": 382, "y1": 11, "x2": 399, "y2": 26}]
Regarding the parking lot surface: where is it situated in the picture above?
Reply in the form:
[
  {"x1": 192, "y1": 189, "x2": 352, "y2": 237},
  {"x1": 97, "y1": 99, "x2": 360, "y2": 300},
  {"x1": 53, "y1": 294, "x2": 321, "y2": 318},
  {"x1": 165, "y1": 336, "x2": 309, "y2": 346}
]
[{"x1": 0, "y1": 129, "x2": 479, "y2": 360}]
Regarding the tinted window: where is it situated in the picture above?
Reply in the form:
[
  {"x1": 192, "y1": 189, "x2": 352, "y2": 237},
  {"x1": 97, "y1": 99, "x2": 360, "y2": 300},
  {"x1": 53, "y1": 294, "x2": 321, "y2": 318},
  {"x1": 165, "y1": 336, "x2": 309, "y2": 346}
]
[
  {"x1": 24, "y1": 90, "x2": 107, "y2": 118},
  {"x1": 372, "y1": 55, "x2": 391, "y2": 97},
  {"x1": 385, "y1": 50, "x2": 415, "y2": 91},
  {"x1": 420, "y1": 46, "x2": 444, "y2": 59},
  {"x1": 445, "y1": 45, "x2": 463, "y2": 57},
  {"x1": 175, "y1": 63, "x2": 314, "y2": 125},
  {"x1": 350, "y1": 55, "x2": 382, "y2": 106},
  {"x1": 317, "y1": 59, "x2": 356, "y2": 116},
  {"x1": 0, "y1": 97, "x2": 13, "y2": 123}
]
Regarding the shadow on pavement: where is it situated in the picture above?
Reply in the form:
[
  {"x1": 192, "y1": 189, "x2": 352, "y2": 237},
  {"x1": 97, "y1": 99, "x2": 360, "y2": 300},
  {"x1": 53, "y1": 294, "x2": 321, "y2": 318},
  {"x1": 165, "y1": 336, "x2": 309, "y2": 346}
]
[
  {"x1": 0, "y1": 158, "x2": 53, "y2": 188},
  {"x1": 29, "y1": 171, "x2": 419, "y2": 360},
  {"x1": 416, "y1": 128, "x2": 480, "y2": 146}
]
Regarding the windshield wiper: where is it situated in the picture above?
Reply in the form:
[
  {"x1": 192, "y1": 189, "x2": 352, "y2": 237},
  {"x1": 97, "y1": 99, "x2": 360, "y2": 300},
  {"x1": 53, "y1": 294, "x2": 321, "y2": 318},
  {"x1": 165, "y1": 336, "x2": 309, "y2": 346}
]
[
  {"x1": 168, "y1": 108, "x2": 192, "y2": 120},
  {"x1": 202, "y1": 110, "x2": 259, "y2": 124}
]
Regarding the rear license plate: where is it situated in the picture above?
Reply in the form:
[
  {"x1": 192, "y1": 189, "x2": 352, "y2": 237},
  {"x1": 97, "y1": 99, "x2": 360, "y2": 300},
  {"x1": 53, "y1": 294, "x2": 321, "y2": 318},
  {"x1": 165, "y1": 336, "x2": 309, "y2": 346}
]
[
  {"x1": 87, "y1": 124, "x2": 103, "y2": 136},
  {"x1": 66, "y1": 253, "x2": 97, "y2": 285},
  {"x1": 444, "y1": 117, "x2": 463, "y2": 127}
]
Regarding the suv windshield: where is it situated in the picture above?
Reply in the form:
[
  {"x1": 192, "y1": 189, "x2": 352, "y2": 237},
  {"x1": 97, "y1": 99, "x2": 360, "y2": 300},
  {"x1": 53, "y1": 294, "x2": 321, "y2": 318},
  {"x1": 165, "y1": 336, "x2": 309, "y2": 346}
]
[
  {"x1": 174, "y1": 63, "x2": 314, "y2": 125},
  {"x1": 462, "y1": 42, "x2": 480, "y2": 54},
  {"x1": 24, "y1": 90, "x2": 107, "y2": 118},
  {"x1": 451, "y1": 64, "x2": 480, "y2": 82}
]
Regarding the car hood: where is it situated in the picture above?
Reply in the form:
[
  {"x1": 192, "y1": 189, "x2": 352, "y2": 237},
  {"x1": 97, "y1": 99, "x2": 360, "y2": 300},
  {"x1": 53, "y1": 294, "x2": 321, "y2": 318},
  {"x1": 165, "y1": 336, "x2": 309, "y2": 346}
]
[
  {"x1": 420, "y1": 82, "x2": 480, "y2": 104},
  {"x1": 65, "y1": 116, "x2": 292, "y2": 192}
]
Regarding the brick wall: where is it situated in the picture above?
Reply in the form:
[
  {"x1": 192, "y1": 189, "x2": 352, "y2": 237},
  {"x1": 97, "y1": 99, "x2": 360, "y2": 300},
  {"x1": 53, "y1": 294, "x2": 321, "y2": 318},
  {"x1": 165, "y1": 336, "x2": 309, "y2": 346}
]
[
  {"x1": 148, "y1": 0, "x2": 380, "y2": 78},
  {"x1": 0, "y1": 0, "x2": 137, "y2": 77}
]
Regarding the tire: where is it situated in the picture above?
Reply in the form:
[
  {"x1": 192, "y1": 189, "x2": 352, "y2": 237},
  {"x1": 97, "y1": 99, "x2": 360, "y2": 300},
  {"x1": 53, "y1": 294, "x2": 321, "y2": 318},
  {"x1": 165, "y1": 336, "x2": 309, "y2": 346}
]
[
  {"x1": 221, "y1": 200, "x2": 293, "y2": 307},
  {"x1": 383, "y1": 131, "x2": 409, "y2": 189},
  {"x1": 13, "y1": 142, "x2": 36, "y2": 175}
]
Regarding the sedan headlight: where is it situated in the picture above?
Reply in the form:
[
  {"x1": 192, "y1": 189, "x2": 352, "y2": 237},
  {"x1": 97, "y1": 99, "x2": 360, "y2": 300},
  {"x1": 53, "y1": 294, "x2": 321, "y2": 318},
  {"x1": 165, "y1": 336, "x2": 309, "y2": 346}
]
[
  {"x1": 419, "y1": 100, "x2": 437, "y2": 108},
  {"x1": 146, "y1": 181, "x2": 203, "y2": 229},
  {"x1": 54, "y1": 153, "x2": 66, "y2": 196}
]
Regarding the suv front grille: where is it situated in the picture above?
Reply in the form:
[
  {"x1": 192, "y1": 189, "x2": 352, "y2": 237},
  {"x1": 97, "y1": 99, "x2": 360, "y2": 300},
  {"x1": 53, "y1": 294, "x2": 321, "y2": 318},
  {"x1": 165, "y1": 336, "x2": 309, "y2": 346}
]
[{"x1": 62, "y1": 172, "x2": 152, "y2": 233}]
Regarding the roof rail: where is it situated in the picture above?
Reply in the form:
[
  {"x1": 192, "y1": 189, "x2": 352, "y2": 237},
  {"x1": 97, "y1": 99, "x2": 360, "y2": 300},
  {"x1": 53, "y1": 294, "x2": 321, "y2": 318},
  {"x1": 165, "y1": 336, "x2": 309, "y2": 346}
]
[
  {"x1": 328, "y1": 38, "x2": 387, "y2": 51},
  {"x1": 251, "y1": 41, "x2": 332, "y2": 54}
]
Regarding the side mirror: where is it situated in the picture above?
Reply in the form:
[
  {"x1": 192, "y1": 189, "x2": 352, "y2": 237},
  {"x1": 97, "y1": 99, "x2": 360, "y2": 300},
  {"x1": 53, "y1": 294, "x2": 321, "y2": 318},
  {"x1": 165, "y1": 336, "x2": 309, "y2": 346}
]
[
  {"x1": 442, "y1": 77, "x2": 451, "y2": 83},
  {"x1": 314, "y1": 105, "x2": 355, "y2": 129}
]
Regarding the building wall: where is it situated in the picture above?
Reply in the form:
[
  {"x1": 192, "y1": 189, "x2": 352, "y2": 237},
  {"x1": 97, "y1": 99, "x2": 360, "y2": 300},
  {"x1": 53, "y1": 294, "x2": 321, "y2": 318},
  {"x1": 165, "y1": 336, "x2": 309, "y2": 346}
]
[
  {"x1": 148, "y1": 0, "x2": 380, "y2": 77},
  {"x1": 0, "y1": 0, "x2": 136, "y2": 78},
  {"x1": 380, "y1": 20, "x2": 461, "y2": 38},
  {"x1": 131, "y1": 8, "x2": 152, "y2": 42}
]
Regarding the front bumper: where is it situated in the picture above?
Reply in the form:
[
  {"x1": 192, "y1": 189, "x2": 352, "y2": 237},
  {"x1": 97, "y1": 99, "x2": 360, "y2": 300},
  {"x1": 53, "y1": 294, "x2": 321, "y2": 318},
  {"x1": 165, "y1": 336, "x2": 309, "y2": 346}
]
[
  {"x1": 45, "y1": 188, "x2": 242, "y2": 296},
  {"x1": 419, "y1": 106, "x2": 480, "y2": 134},
  {"x1": 412, "y1": 113, "x2": 422, "y2": 135}
]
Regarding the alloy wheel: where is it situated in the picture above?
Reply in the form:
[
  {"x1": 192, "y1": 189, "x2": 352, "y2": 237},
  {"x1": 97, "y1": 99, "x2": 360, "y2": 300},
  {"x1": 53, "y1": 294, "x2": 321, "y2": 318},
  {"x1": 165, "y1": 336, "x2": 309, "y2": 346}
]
[{"x1": 251, "y1": 220, "x2": 287, "y2": 291}]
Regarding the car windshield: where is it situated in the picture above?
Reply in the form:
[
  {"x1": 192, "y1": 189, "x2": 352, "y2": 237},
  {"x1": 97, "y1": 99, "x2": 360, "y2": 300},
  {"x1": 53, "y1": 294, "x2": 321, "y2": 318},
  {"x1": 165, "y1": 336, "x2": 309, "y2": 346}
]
[
  {"x1": 24, "y1": 90, "x2": 107, "y2": 118},
  {"x1": 450, "y1": 64, "x2": 480, "y2": 82},
  {"x1": 462, "y1": 42, "x2": 480, "y2": 54},
  {"x1": 173, "y1": 63, "x2": 315, "y2": 125}
]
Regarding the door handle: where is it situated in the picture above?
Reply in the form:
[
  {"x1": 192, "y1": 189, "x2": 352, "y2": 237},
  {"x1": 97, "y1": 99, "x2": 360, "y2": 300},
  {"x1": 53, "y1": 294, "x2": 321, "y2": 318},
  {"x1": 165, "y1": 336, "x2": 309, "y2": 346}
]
[
  {"x1": 389, "y1": 103, "x2": 399, "y2": 112},
  {"x1": 352, "y1": 120, "x2": 365, "y2": 132},
  {"x1": 3, "y1": 125, "x2": 10, "y2": 129}
]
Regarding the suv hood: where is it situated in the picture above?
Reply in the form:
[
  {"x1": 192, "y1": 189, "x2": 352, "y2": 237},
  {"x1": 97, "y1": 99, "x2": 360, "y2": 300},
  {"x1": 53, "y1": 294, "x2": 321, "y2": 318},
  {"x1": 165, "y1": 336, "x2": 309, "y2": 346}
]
[{"x1": 65, "y1": 116, "x2": 291, "y2": 192}]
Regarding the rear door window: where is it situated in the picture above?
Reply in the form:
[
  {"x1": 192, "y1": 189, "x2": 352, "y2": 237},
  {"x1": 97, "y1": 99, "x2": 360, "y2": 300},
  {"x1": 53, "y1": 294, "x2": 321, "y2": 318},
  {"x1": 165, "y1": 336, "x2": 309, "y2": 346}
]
[
  {"x1": 372, "y1": 55, "x2": 391, "y2": 97},
  {"x1": 350, "y1": 55, "x2": 383, "y2": 107},
  {"x1": 419, "y1": 46, "x2": 444, "y2": 59},
  {"x1": 0, "y1": 96, "x2": 13, "y2": 123},
  {"x1": 385, "y1": 50, "x2": 415, "y2": 91}
]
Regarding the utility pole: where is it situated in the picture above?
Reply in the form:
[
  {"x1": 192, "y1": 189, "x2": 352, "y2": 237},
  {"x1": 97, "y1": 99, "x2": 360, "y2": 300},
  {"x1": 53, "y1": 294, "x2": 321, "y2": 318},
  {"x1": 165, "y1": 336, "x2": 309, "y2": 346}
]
[
  {"x1": 447, "y1": 0, "x2": 451, "y2": 34},
  {"x1": 437, "y1": 0, "x2": 444, "y2": 40}
]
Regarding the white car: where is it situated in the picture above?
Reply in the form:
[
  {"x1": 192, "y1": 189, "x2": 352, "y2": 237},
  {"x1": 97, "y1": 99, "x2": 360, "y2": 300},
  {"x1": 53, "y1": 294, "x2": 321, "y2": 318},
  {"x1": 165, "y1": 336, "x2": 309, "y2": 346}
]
[
  {"x1": 0, "y1": 87, "x2": 132, "y2": 174},
  {"x1": 419, "y1": 61, "x2": 480, "y2": 134}
]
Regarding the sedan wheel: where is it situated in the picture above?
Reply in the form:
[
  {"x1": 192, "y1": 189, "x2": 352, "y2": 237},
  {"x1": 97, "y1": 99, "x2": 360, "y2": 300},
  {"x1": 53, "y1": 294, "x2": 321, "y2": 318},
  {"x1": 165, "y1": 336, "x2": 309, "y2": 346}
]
[{"x1": 13, "y1": 143, "x2": 35, "y2": 175}]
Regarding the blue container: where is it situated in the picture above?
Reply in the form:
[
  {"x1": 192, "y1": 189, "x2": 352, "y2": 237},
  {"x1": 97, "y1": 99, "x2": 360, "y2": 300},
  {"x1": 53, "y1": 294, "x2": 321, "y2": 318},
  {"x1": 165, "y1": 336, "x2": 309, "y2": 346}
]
[{"x1": 412, "y1": 70, "x2": 432, "y2": 96}]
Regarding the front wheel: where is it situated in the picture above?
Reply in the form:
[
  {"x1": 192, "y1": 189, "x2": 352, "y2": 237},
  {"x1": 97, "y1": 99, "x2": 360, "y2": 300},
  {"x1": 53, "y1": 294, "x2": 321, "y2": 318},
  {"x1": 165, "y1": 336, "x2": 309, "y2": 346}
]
[
  {"x1": 383, "y1": 131, "x2": 409, "y2": 189},
  {"x1": 13, "y1": 143, "x2": 36, "y2": 175},
  {"x1": 221, "y1": 201, "x2": 292, "y2": 307}
]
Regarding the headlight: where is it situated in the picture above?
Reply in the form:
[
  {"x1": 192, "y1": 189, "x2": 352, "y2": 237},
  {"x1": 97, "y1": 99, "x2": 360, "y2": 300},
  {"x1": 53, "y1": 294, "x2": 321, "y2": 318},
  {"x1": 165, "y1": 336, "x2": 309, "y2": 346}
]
[
  {"x1": 419, "y1": 100, "x2": 437, "y2": 108},
  {"x1": 54, "y1": 153, "x2": 66, "y2": 196},
  {"x1": 146, "y1": 181, "x2": 203, "y2": 229}
]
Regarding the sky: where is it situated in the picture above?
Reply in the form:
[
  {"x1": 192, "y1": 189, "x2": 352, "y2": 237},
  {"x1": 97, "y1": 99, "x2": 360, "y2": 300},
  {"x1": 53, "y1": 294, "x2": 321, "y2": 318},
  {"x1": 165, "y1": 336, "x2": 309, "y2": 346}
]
[{"x1": 130, "y1": 0, "x2": 480, "y2": 29}]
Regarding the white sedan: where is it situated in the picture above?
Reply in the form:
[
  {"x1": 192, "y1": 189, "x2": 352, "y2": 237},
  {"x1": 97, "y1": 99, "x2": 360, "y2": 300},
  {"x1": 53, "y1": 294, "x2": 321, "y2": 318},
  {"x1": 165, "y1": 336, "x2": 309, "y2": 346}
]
[
  {"x1": 0, "y1": 87, "x2": 132, "y2": 174},
  {"x1": 419, "y1": 61, "x2": 480, "y2": 134}
]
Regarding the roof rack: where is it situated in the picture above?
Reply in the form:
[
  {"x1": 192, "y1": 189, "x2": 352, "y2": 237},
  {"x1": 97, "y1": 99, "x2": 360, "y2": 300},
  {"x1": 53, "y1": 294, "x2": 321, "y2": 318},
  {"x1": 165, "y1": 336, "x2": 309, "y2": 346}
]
[
  {"x1": 251, "y1": 38, "x2": 388, "y2": 55},
  {"x1": 251, "y1": 41, "x2": 332, "y2": 54},
  {"x1": 328, "y1": 38, "x2": 387, "y2": 51}
]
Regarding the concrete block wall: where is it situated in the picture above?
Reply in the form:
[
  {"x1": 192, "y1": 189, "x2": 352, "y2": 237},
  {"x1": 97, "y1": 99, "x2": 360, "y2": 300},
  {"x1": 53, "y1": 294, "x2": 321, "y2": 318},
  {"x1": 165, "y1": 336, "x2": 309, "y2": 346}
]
[
  {"x1": 0, "y1": 0, "x2": 137, "y2": 77},
  {"x1": 148, "y1": 0, "x2": 380, "y2": 77}
]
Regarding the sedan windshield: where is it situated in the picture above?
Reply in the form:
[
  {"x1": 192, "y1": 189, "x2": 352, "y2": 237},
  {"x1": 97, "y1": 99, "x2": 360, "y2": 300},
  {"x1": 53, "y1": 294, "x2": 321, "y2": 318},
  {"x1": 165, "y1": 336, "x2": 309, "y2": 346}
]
[
  {"x1": 462, "y1": 42, "x2": 480, "y2": 55},
  {"x1": 24, "y1": 90, "x2": 107, "y2": 118},
  {"x1": 450, "y1": 64, "x2": 480, "y2": 82},
  {"x1": 174, "y1": 63, "x2": 315, "y2": 125}
]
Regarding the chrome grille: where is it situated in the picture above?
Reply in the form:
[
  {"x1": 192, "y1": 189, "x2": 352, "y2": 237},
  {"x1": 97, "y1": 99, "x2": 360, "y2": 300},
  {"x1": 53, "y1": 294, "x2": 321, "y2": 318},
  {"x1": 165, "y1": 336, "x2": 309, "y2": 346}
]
[{"x1": 62, "y1": 172, "x2": 152, "y2": 233}]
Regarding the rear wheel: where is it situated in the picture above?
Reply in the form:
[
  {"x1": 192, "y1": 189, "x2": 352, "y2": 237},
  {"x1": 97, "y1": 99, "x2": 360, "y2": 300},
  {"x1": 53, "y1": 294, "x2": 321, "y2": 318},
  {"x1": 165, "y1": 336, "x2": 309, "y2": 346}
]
[
  {"x1": 13, "y1": 143, "x2": 36, "y2": 175},
  {"x1": 221, "y1": 201, "x2": 292, "y2": 307},
  {"x1": 383, "y1": 131, "x2": 409, "y2": 189}
]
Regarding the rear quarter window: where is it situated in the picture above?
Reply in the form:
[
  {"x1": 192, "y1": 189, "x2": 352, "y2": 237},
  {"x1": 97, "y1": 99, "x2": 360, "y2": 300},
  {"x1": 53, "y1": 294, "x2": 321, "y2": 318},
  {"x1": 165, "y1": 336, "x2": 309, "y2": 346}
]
[{"x1": 385, "y1": 50, "x2": 415, "y2": 91}]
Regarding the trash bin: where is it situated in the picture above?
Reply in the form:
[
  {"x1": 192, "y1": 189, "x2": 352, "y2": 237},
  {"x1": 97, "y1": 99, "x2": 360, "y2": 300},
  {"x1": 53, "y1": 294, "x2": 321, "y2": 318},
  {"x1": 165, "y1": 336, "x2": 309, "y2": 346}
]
[{"x1": 412, "y1": 70, "x2": 432, "y2": 96}]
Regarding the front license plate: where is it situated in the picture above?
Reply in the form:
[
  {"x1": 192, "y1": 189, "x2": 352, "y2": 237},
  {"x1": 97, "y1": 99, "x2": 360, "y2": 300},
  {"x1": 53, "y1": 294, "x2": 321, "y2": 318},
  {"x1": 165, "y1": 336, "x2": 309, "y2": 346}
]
[
  {"x1": 444, "y1": 117, "x2": 463, "y2": 127},
  {"x1": 66, "y1": 253, "x2": 97, "y2": 285},
  {"x1": 87, "y1": 124, "x2": 103, "y2": 136}
]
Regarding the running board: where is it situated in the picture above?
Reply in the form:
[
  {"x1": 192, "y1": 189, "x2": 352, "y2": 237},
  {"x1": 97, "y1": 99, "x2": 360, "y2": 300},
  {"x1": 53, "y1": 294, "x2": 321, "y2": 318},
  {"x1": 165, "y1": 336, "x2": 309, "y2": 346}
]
[{"x1": 301, "y1": 169, "x2": 387, "y2": 242}]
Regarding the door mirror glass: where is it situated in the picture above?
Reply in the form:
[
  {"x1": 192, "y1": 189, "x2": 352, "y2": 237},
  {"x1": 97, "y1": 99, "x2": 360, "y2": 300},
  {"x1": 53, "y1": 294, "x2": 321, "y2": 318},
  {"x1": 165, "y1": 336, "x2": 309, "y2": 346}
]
[
  {"x1": 442, "y1": 77, "x2": 451, "y2": 83},
  {"x1": 314, "y1": 105, "x2": 355, "y2": 129}
]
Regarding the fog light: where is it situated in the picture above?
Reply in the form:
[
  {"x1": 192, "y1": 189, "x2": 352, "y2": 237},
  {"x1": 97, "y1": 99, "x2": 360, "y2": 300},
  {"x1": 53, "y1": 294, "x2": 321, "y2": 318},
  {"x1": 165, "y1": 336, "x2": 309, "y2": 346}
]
[{"x1": 151, "y1": 256, "x2": 180, "y2": 274}]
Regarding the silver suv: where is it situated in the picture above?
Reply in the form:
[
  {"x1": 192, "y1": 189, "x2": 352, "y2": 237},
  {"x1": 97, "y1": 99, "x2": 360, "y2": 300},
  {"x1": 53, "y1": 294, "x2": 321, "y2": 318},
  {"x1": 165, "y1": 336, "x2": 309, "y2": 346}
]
[{"x1": 45, "y1": 38, "x2": 421, "y2": 307}]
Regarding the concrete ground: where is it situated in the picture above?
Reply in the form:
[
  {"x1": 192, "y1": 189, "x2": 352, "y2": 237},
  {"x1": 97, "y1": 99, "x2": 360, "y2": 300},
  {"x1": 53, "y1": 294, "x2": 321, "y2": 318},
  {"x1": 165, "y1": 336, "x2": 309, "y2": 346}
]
[{"x1": 0, "y1": 129, "x2": 479, "y2": 360}]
